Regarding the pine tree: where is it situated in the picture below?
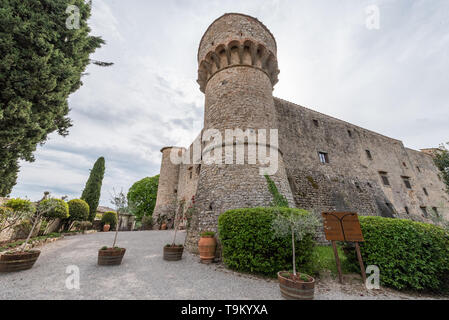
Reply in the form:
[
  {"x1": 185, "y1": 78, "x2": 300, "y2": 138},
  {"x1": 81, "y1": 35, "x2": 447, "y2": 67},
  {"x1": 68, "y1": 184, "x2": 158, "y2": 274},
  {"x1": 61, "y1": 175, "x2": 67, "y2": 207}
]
[
  {"x1": 0, "y1": 0, "x2": 107, "y2": 195},
  {"x1": 81, "y1": 157, "x2": 105, "y2": 221}
]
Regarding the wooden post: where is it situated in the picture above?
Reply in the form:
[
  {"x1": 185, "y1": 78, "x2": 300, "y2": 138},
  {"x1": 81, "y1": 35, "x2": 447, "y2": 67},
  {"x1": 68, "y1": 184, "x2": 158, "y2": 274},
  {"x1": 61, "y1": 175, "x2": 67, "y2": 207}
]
[
  {"x1": 331, "y1": 240, "x2": 343, "y2": 284},
  {"x1": 355, "y1": 242, "x2": 366, "y2": 283}
]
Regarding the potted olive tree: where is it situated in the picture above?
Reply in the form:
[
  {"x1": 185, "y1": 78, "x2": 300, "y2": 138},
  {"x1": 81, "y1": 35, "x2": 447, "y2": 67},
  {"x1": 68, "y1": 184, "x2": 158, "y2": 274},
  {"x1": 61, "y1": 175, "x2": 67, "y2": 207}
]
[
  {"x1": 163, "y1": 206, "x2": 184, "y2": 261},
  {"x1": 272, "y1": 208, "x2": 320, "y2": 300},
  {"x1": 98, "y1": 189, "x2": 127, "y2": 266},
  {"x1": 0, "y1": 198, "x2": 68, "y2": 273}
]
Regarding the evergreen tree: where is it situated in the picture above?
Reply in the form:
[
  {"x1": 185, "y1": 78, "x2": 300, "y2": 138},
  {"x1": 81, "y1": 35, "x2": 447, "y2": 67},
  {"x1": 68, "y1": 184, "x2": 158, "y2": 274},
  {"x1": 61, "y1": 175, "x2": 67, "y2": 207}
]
[
  {"x1": 0, "y1": 0, "x2": 106, "y2": 195},
  {"x1": 81, "y1": 157, "x2": 105, "y2": 221}
]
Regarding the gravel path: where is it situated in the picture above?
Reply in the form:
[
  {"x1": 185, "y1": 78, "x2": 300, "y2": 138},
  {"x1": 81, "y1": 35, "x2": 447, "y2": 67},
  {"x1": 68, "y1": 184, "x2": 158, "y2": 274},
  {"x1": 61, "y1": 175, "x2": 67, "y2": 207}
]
[{"x1": 0, "y1": 230, "x2": 444, "y2": 300}]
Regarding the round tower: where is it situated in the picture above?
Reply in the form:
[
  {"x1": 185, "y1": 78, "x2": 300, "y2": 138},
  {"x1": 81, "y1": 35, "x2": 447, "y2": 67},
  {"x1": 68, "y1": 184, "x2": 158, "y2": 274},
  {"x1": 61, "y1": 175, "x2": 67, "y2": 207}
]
[
  {"x1": 185, "y1": 13, "x2": 294, "y2": 252},
  {"x1": 152, "y1": 146, "x2": 184, "y2": 229}
]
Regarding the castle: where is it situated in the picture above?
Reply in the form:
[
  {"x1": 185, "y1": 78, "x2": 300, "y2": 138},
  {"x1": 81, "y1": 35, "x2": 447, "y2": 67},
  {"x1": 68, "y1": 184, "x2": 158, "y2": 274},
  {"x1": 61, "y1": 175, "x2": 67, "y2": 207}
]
[{"x1": 152, "y1": 13, "x2": 449, "y2": 252}]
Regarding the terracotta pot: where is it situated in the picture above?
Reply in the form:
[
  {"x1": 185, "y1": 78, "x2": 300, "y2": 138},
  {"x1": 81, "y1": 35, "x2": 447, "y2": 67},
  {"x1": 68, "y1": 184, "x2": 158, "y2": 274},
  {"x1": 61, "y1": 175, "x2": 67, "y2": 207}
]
[
  {"x1": 103, "y1": 224, "x2": 110, "y2": 232},
  {"x1": 0, "y1": 250, "x2": 41, "y2": 273},
  {"x1": 163, "y1": 245, "x2": 184, "y2": 261},
  {"x1": 98, "y1": 248, "x2": 126, "y2": 266},
  {"x1": 277, "y1": 271, "x2": 315, "y2": 300},
  {"x1": 198, "y1": 236, "x2": 216, "y2": 264},
  {"x1": 160, "y1": 223, "x2": 167, "y2": 230}
]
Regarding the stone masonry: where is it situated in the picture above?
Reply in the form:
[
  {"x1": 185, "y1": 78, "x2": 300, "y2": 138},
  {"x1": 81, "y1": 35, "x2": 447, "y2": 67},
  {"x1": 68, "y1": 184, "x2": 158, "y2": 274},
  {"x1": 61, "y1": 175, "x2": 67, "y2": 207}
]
[{"x1": 152, "y1": 13, "x2": 449, "y2": 253}]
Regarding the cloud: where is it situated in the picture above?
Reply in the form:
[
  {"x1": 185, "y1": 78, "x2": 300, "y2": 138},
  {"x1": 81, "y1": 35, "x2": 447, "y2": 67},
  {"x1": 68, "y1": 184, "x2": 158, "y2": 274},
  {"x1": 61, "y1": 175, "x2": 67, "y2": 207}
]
[{"x1": 11, "y1": 0, "x2": 449, "y2": 205}]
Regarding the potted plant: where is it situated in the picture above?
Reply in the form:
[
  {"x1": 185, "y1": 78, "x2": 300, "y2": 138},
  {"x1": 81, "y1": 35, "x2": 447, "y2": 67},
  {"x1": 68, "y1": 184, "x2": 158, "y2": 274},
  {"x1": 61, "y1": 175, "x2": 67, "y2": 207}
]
[
  {"x1": 198, "y1": 231, "x2": 217, "y2": 264},
  {"x1": 163, "y1": 206, "x2": 184, "y2": 261},
  {"x1": 272, "y1": 208, "x2": 320, "y2": 300},
  {"x1": 0, "y1": 196, "x2": 68, "y2": 273},
  {"x1": 101, "y1": 211, "x2": 117, "y2": 232},
  {"x1": 98, "y1": 189, "x2": 127, "y2": 266}
]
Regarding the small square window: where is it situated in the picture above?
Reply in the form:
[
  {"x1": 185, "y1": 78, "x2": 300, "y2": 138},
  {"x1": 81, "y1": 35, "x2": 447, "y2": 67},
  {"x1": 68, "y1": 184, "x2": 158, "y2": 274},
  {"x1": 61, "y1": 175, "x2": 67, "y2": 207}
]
[
  {"x1": 313, "y1": 119, "x2": 319, "y2": 127},
  {"x1": 318, "y1": 152, "x2": 329, "y2": 164},
  {"x1": 366, "y1": 150, "x2": 372, "y2": 160},
  {"x1": 432, "y1": 207, "x2": 439, "y2": 217},
  {"x1": 379, "y1": 172, "x2": 390, "y2": 186},
  {"x1": 402, "y1": 176, "x2": 412, "y2": 189},
  {"x1": 423, "y1": 187, "x2": 428, "y2": 196},
  {"x1": 420, "y1": 206, "x2": 428, "y2": 217}
]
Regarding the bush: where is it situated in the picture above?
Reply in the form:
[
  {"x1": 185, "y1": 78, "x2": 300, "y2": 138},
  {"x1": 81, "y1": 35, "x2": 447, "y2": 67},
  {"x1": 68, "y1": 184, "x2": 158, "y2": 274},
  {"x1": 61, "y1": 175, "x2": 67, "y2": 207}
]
[
  {"x1": 218, "y1": 207, "x2": 316, "y2": 277},
  {"x1": 68, "y1": 199, "x2": 90, "y2": 221},
  {"x1": 127, "y1": 175, "x2": 159, "y2": 221},
  {"x1": 38, "y1": 198, "x2": 69, "y2": 219},
  {"x1": 141, "y1": 215, "x2": 153, "y2": 230},
  {"x1": 343, "y1": 216, "x2": 449, "y2": 292},
  {"x1": 101, "y1": 211, "x2": 117, "y2": 229}
]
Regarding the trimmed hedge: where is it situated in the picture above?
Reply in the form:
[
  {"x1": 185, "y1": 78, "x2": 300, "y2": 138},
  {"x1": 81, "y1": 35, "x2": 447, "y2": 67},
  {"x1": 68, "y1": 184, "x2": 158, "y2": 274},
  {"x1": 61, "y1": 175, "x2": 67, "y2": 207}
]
[
  {"x1": 101, "y1": 211, "x2": 117, "y2": 229},
  {"x1": 39, "y1": 199, "x2": 69, "y2": 219},
  {"x1": 343, "y1": 216, "x2": 449, "y2": 292},
  {"x1": 218, "y1": 207, "x2": 315, "y2": 277},
  {"x1": 68, "y1": 199, "x2": 90, "y2": 221}
]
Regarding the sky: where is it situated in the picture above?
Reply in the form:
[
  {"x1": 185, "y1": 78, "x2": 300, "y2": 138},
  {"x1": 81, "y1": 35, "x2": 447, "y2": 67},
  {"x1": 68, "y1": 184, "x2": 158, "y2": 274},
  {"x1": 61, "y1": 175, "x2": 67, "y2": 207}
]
[{"x1": 11, "y1": 0, "x2": 449, "y2": 206}]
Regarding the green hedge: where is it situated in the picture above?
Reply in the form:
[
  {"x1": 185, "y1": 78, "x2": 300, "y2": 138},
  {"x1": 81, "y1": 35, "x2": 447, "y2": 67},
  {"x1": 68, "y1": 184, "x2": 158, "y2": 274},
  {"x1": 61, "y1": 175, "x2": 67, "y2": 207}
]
[
  {"x1": 68, "y1": 199, "x2": 90, "y2": 221},
  {"x1": 218, "y1": 207, "x2": 315, "y2": 277},
  {"x1": 343, "y1": 216, "x2": 449, "y2": 292}
]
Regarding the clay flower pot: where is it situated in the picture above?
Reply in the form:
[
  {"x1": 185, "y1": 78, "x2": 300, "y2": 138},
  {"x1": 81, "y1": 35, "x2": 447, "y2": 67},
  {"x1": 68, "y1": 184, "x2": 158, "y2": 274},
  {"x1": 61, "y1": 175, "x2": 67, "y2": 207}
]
[
  {"x1": 103, "y1": 224, "x2": 110, "y2": 232},
  {"x1": 0, "y1": 250, "x2": 41, "y2": 273},
  {"x1": 198, "y1": 234, "x2": 216, "y2": 264},
  {"x1": 160, "y1": 223, "x2": 167, "y2": 230},
  {"x1": 163, "y1": 245, "x2": 184, "y2": 261},
  {"x1": 98, "y1": 247, "x2": 126, "y2": 266},
  {"x1": 277, "y1": 271, "x2": 315, "y2": 300}
]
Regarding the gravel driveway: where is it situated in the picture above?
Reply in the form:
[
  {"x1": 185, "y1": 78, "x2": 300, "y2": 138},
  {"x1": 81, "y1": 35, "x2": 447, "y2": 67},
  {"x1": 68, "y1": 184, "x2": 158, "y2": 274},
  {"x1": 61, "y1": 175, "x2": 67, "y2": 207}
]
[{"x1": 0, "y1": 230, "x2": 443, "y2": 300}]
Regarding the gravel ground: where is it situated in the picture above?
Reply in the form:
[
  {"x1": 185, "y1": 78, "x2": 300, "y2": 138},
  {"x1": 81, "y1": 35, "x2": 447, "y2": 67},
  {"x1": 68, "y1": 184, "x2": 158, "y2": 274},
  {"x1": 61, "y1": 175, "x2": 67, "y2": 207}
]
[{"x1": 0, "y1": 230, "x2": 445, "y2": 300}]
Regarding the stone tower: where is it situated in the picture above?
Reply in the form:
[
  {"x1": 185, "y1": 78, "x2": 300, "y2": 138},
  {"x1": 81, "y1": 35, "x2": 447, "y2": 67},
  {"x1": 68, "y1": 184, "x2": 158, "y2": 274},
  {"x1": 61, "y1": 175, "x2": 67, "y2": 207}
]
[
  {"x1": 152, "y1": 146, "x2": 184, "y2": 228},
  {"x1": 185, "y1": 13, "x2": 295, "y2": 251}
]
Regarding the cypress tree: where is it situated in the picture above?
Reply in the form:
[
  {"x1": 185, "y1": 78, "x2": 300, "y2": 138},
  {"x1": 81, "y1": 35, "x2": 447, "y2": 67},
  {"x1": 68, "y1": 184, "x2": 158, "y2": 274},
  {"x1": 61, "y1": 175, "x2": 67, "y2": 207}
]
[
  {"x1": 81, "y1": 157, "x2": 105, "y2": 221},
  {"x1": 0, "y1": 0, "x2": 108, "y2": 196}
]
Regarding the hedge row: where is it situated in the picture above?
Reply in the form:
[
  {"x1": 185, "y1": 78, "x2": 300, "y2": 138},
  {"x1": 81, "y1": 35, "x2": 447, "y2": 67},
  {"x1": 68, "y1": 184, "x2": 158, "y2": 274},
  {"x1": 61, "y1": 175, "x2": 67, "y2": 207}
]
[
  {"x1": 218, "y1": 207, "x2": 315, "y2": 277},
  {"x1": 344, "y1": 216, "x2": 449, "y2": 292}
]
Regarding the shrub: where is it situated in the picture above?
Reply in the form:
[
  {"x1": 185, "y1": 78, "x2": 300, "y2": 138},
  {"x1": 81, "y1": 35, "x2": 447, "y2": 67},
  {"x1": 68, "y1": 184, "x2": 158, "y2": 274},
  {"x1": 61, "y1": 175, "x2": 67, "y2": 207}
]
[
  {"x1": 218, "y1": 207, "x2": 316, "y2": 277},
  {"x1": 127, "y1": 175, "x2": 159, "y2": 221},
  {"x1": 101, "y1": 211, "x2": 117, "y2": 229},
  {"x1": 343, "y1": 216, "x2": 449, "y2": 292},
  {"x1": 81, "y1": 157, "x2": 106, "y2": 221},
  {"x1": 201, "y1": 231, "x2": 215, "y2": 237},
  {"x1": 68, "y1": 199, "x2": 90, "y2": 221},
  {"x1": 141, "y1": 215, "x2": 153, "y2": 230},
  {"x1": 38, "y1": 198, "x2": 69, "y2": 220}
]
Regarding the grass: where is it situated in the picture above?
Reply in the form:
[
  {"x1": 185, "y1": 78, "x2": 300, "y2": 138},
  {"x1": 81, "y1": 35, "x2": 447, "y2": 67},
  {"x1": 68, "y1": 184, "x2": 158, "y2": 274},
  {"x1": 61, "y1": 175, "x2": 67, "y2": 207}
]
[
  {"x1": 309, "y1": 245, "x2": 353, "y2": 276},
  {"x1": 0, "y1": 233, "x2": 61, "y2": 252}
]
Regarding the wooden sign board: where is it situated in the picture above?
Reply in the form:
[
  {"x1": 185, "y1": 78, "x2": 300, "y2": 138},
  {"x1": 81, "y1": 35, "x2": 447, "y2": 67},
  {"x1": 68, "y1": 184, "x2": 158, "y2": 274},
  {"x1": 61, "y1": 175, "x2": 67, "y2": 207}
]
[{"x1": 322, "y1": 212, "x2": 364, "y2": 242}]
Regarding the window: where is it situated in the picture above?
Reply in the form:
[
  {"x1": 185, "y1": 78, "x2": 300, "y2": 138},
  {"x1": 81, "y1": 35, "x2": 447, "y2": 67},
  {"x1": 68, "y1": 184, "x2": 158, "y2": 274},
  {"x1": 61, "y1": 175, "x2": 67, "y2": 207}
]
[
  {"x1": 379, "y1": 171, "x2": 390, "y2": 186},
  {"x1": 423, "y1": 187, "x2": 428, "y2": 196},
  {"x1": 189, "y1": 171, "x2": 193, "y2": 179},
  {"x1": 347, "y1": 130, "x2": 352, "y2": 138},
  {"x1": 355, "y1": 182, "x2": 362, "y2": 192},
  {"x1": 365, "y1": 150, "x2": 372, "y2": 160},
  {"x1": 402, "y1": 162, "x2": 407, "y2": 168},
  {"x1": 385, "y1": 202, "x2": 396, "y2": 215},
  {"x1": 404, "y1": 206, "x2": 410, "y2": 214},
  {"x1": 416, "y1": 166, "x2": 421, "y2": 173},
  {"x1": 174, "y1": 188, "x2": 177, "y2": 194},
  {"x1": 420, "y1": 206, "x2": 428, "y2": 217},
  {"x1": 318, "y1": 152, "x2": 329, "y2": 164},
  {"x1": 313, "y1": 119, "x2": 319, "y2": 127},
  {"x1": 432, "y1": 207, "x2": 439, "y2": 217},
  {"x1": 402, "y1": 176, "x2": 412, "y2": 189}
]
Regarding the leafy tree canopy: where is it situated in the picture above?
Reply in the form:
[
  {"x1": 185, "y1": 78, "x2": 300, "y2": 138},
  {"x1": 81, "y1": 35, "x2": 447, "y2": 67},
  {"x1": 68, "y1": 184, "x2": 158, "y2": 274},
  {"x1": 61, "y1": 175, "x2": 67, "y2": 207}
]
[
  {"x1": 0, "y1": 0, "x2": 105, "y2": 196},
  {"x1": 127, "y1": 175, "x2": 159, "y2": 221}
]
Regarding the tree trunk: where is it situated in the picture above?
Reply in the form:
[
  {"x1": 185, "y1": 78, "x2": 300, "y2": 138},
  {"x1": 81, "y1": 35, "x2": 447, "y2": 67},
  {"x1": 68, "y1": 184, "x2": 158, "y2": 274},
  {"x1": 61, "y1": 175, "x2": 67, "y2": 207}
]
[
  {"x1": 20, "y1": 213, "x2": 42, "y2": 251},
  {"x1": 112, "y1": 215, "x2": 120, "y2": 247},
  {"x1": 292, "y1": 228, "x2": 296, "y2": 276}
]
